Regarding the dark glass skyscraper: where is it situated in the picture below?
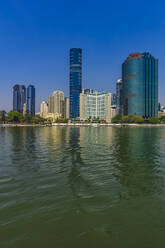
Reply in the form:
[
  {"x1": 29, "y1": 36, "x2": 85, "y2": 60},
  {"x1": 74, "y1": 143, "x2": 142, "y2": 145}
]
[
  {"x1": 69, "y1": 48, "x2": 82, "y2": 117},
  {"x1": 122, "y1": 53, "x2": 158, "y2": 118},
  {"x1": 13, "y1": 84, "x2": 26, "y2": 113},
  {"x1": 27, "y1": 85, "x2": 35, "y2": 116}
]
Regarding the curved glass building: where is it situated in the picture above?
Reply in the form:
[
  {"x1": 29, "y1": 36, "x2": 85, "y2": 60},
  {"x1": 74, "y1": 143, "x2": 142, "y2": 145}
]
[{"x1": 122, "y1": 53, "x2": 158, "y2": 118}]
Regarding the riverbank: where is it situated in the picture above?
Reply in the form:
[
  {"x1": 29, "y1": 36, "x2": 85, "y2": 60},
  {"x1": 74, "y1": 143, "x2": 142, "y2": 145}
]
[{"x1": 1, "y1": 123, "x2": 165, "y2": 127}]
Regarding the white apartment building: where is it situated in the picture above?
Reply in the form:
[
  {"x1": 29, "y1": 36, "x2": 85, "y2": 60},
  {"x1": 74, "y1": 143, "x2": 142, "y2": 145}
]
[
  {"x1": 40, "y1": 101, "x2": 48, "y2": 118},
  {"x1": 80, "y1": 90, "x2": 112, "y2": 123}
]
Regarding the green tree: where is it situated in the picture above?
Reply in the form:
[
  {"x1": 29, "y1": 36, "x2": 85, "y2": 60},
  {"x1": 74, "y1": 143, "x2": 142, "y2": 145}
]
[
  {"x1": 111, "y1": 114, "x2": 122, "y2": 123},
  {"x1": 122, "y1": 115, "x2": 144, "y2": 124},
  {"x1": 148, "y1": 117, "x2": 159, "y2": 124},
  {"x1": 159, "y1": 116, "x2": 165, "y2": 123},
  {"x1": 31, "y1": 115, "x2": 45, "y2": 124},
  {"x1": 8, "y1": 111, "x2": 24, "y2": 123}
]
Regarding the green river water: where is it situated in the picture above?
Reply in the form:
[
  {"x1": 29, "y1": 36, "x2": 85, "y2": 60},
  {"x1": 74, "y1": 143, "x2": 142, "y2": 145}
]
[{"x1": 1, "y1": 126, "x2": 165, "y2": 248}]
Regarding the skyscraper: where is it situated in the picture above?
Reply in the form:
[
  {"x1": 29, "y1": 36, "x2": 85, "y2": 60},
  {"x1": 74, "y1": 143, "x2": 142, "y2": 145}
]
[
  {"x1": 69, "y1": 48, "x2": 82, "y2": 118},
  {"x1": 27, "y1": 85, "x2": 35, "y2": 116},
  {"x1": 13, "y1": 84, "x2": 26, "y2": 113},
  {"x1": 122, "y1": 53, "x2": 158, "y2": 118},
  {"x1": 116, "y1": 79, "x2": 123, "y2": 115}
]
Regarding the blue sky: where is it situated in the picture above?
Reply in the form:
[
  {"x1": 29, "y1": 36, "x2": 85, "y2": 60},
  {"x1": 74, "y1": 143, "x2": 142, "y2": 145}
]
[{"x1": 0, "y1": 0, "x2": 164, "y2": 111}]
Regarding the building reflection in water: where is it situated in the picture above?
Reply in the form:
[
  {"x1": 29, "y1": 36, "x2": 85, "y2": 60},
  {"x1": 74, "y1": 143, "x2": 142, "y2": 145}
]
[
  {"x1": 111, "y1": 127, "x2": 162, "y2": 199},
  {"x1": 8, "y1": 127, "x2": 40, "y2": 173},
  {"x1": 68, "y1": 127, "x2": 90, "y2": 201}
]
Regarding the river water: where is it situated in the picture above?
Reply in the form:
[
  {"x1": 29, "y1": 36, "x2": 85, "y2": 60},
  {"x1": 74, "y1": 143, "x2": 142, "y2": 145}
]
[{"x1": 1, "y1": 126, "x2": 165, "y2": 248}]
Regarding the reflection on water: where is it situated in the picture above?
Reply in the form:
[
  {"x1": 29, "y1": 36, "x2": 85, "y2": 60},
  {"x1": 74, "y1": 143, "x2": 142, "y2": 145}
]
[{"x1": 0, "y1": 127, "x2": 165, "y2": 248}]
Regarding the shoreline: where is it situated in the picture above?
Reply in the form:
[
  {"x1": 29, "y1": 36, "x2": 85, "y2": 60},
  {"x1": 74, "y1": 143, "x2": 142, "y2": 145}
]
[{"x1": 1, "y1": 123, "x2": 165, "y2": 127}]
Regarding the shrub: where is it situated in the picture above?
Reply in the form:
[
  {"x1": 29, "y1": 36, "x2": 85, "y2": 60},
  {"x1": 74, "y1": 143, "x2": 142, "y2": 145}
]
[
  {"x1": 112, "y1": 115, "x2": 122, "y2": 123},
  {"x1": 148, "y1": 117, "x2": 159, "y2": 124}
]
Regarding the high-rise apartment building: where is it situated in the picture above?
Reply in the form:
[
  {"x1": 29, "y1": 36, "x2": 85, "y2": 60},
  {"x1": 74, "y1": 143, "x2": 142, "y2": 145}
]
[
  {"x1": 48, "y1": 96, "x2": 54, "y2": 113},
  {"x1": 13, "y1": 84, "x2": 26, "y2": 113},
  {"x1": 48, "y1": 90, "x2": 64, "y2": 116},
  {"x1": 69, "y1": 48, "x2": 82, "y2": 118},
  {"x1": 80, "y1": 90, "x2": 112, "y2": 123},
  {"x1": 27, "y1": 85, "x2": 35, "y2": 116},
  {"x1": 40, "y1": 101, "x2": 48, "y2": 118},
  {"x1": 64, "y1": 97, "x2": 70, "y2": 119},
  {"x1": 116, "y1": 79, "x2": 123, "y2": 115},
  {"x1": 122, "y1": 53, "x2": 158, "y2": 118}
]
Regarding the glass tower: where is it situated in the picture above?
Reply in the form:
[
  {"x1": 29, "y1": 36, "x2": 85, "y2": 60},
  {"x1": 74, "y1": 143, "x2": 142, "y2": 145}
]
[
  {"x1": 27, "y1": 85, "x2": 35, "y2": 116},
  {"x1": 69, "y1": 48, "x2": 82, "y2": 118},
  {"x1": 122, "y1": 53, "x2": 158, "y2": 118},
  {"x1": 13, "y1": 84, "x2": 26, "y2": 113}
]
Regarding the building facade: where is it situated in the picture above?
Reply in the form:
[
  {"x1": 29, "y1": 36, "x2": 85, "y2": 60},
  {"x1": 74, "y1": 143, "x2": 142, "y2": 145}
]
[
  {"x1": 40, "y1": 101, "x2": 48, "y2": 118},
  {"x1": 48, "y1": 90, "x2": 64, "y2": 116},
  {"x1": 13, "y1": 84, "x2": 26, "y2": 113},
  {"x1": 23, "y1": 103, "x2": 27, "y2": 116},
  {"x1": 69, "y1": 48, "x2": 82, "y2": 117},
  {"x1": 122, "y1": 52, "x2": 158, "y2": 118},
  {"x1": 116, "y1": 79, "x2": 123, "y2": 115},
  {"x1": 80, "y1": 90, "x2": 112, "y2": 123},
  {"x1": 48, "y1": 96, "x2": 54, "y2": 113},
  {"x1": 27, "y1": 85, "x2": 35, "y2": 116},
  {"x1": 64, "y1": 97, "x2": 70, "y2": 119}
]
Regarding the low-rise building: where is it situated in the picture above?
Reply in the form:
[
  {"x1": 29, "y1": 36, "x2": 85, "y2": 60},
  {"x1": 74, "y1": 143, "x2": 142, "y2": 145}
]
[{"x1": 45, "y1": 113, "x2": 62, "y2": 122}]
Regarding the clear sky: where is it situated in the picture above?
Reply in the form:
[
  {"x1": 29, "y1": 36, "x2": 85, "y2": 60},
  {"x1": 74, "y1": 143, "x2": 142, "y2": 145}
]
[{"x1": 0, "y1": 0, "x2": 164, "y2": 112}]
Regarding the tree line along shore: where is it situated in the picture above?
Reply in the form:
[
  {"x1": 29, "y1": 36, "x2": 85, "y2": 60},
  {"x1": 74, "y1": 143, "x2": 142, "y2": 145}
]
[{"x1": 0, "y1": 111, "x2": 165, "y2": 125}]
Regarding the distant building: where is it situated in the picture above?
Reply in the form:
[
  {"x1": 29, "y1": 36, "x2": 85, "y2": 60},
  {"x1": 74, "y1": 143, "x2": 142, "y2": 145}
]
[
  {"x1": 111, "y1": 93, "x2": 117, "y2": 105},
  {"x1": 27, "y1": 85, "x2": 35, "y2": 116},
  {"x1": 48, "y1": 96, "x2": 54, "y2": 113},
  {"x1": 158, "y1": 112, "x2": 165, "y2": 118},
  {"x1": 69, "y1": 48, "x2": 82, "y2": 117},
  {"x1": 45, "y1": 113, "x2": 62, "y2": 122},
  {"x1": 13, "y1": 84, "x2": 26, "y2": 113},
  {"x1": 48, "y1": 90, "x2": 64, "y2": 116},
  {"x1": 116, "y1": 79, "x2": 123, "y2": 115},
  {"x1": 64, "y1": 97, "x2": 70, "y2": 119},
  {"x1": 83, "y1": 89, "x2": 93, "y2": 94},
  {"x1": 23, "y1": 103, "x2": 27, "y2": 116},
  {"x1": 40, "y1": 101, "x2": 48, "y2": 118},
  {"x1": 122, "y1": 52, "x2": 158, "y2": 118},
  {"x1": 0, "y1": 111, "x2": 6, "y2": 121},
  {"x1": 80, "y1": 91, "x2": 112, "y2": 123},
  {"x1": 111, "y1": 105, "x2": 116, "y2": 118}
]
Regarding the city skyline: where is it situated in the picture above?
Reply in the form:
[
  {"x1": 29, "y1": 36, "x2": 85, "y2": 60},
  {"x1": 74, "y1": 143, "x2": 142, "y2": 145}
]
[{"x1": 0, "y1": 0, "x2": 165, "y2": 111}]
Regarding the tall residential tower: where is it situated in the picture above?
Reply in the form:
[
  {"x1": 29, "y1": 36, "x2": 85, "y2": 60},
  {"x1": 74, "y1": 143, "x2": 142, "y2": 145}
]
[
  {"x1": 69, "y1": 48, "x2": 82, "y2": 118},
  {"x1": 48, "y1": 90, "x2": 64, "y2": 116},
  {"x1": 122, "y1": 52, "x2": 158, "y2": 118},
  {"x1": 13, "y1": 84, "x2": 26, "y2": 113}
]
